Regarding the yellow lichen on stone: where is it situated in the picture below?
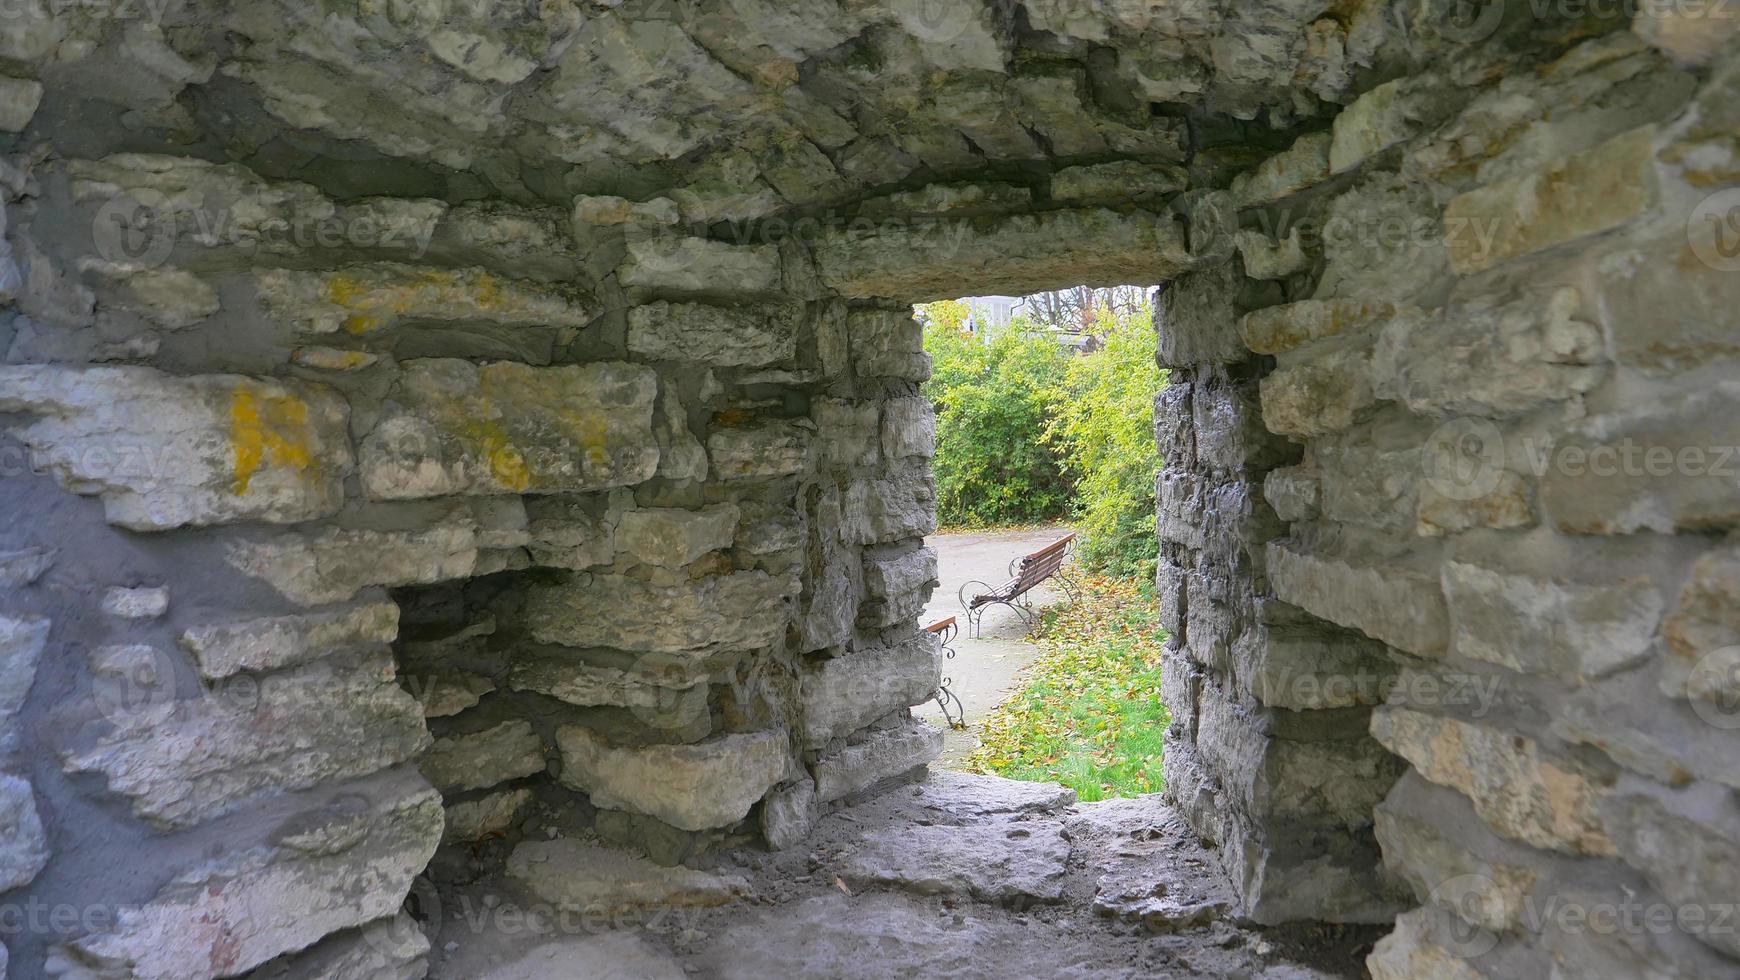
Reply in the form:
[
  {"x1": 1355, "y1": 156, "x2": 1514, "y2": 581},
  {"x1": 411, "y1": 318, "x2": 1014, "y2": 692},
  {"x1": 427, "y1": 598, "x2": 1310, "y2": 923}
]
[{"x1": 229, "y1": 385, "x2": 316, "y2": 496}]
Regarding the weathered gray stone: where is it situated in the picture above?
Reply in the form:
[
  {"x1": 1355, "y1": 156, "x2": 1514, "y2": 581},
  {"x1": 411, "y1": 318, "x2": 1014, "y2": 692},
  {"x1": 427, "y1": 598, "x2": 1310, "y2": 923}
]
[
  {"x1": 0, "y1": 548, "x2": 54, "y2": 590},
  {"x1": 618, "y1": 237, "x2": 782, "y2": 294},
  {"x1": 615, "y1": 504, "x2": 739, "y2": 568},
  {"x1": 1267, "y1": 540, "x2": 1449, "y2": 657},
  {"x1": 99, "y1": 586, "x2": 169, "y2": 620},
  {"x1": 52, "y1": 773, "x2": 441, "y2": 980},
  {"x1": 416, "y1": 671, "x2": 496, "y2": 718},
  {"x1": 179, "y1": 603, "x2": 399, "y2": 680},
  {"x1": 1540, "y1": 381, "x2": 1740, "y2": 535},
  {"x1": 1261, "y1": 347, "x2": 1375, "y2": 437},
  {"x1": 814, "y1": 721, "x2": 943, "y2": 803},
  {"x1": 247, "y1": 913, "x2": 429, "y2": 980},
  {"x1": 63, "y1": 648, "x2": 430, "y2": 829},
  {"x1": 880, "y1": 396, "x2": 936, "y2": 460},
  {"x1": 420, "y1": 720, "x2": 546, "y2": 794},
  {"x1": 1370, "y1": 707, "x2": 1615, "y2": 856},
  {"x1": 443, "y1": 787, "x2": 534, "y2": 846},
  {"x1": 1232, "y1": 131, "x2": 1332, "y2": 206},
  {"x1": 1663, "y1": 543, "x2": 1740, "y2": 707},
  {"x1": 507, "y1": 837, "x2": 748, "y2": 914},
  {"x1": 359, "y1": 359, "x2": 660, "y2": 499},
  {"x1": 760, "y1": 779, "x2": 817, "y2": 849},
  {"x1": 799, "y1": 634, "x2": 941, "y2": 748},
  {"x1": 1050, "y1": 161, "x2": 1187, "y2": 204},
  {"x1": 556, "y1": 727, "x2": 787, "y2": 831},
  {"x1": 255, "y1": 263, "x2": 590, "y2": 335},
  {"x1": 842, "y1": 467, "x2": 938, "y2": 546},
  {"x1": 847, "y1": 309, "x2": 930, "y2": 381},
  {"x1": 508, "y1": 657, "x2": 708, "y2": 730},
  {"x1": 628, "y1": 301, "x2": 796, "y2": 366},
  {"x1": 227, "y1": 525, "x2": 479, "y2": 606},
  {"x1": 523, "y1": 570, "x2": 793, "y2": 654},
  {"x1": 840, "y1": 817, "x2": 1071, "y2": 903},
  {"x1": 0, "y1": 614, "x2": 47, "y2": 736},
  {"x1": 858, "y1": 546, "x2": 938, "y2": 628},
  {"x1": 0, "y1": 77, "x2": 42, "y2": 131},
  {"x1": 1443, "y1": 560, "x2": 1661, "y2": 681},
  {"x1": 707, "y1": 421, "x2": 812, "y2": 480},
  {"x1": 1599, "y1": 780, "x2": 1740, "y2": 960},
  {"x1": 0, "y1": 366, "x2": 351, "y2": 530},
  {"x1": 1240, "y1": 299, "x2": 1402, "y2": 356},
  {"x1": 1366, "y1": 907, "x2": 1488, "y2": 980},
  {"x1": 0, "y1": 773, "x2": 47, "y2": 892}
]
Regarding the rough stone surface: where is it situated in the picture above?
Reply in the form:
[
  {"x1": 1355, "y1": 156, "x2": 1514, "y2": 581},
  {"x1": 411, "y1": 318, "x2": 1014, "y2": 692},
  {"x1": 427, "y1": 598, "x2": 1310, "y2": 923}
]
[
  {"x1": 179, "y1": 603, "x2": 399, "y2": 680},
  {"x1": 839, "y1": 818, "x2": 1071, "y2": 903},
  {"x1": 420, "y1": 720, "x2": 546, "y2": 794},
  {"x1": 508, "y1": 837, "x2": 749, "y2": 915},
  {"x1": 359, "y1": 360, "x2": 660, "y2": 498},
  {"x1": 615, "y1": 504, "x2": 739, "y2": 569},
  {"x1": 0, "y1": 774, "x2": 47, "y2": 892},
  {"x1": 798, "y1": 634, "x2": 941, "y2": 748},
  {"x1": 556, "y1": 727, "x2": 786, "y2": 831},
  {"x1": 524, "y1": 571, "x2": 793, "y2": 654},
  {"x1": 0, "y1": 366, "x2": 351, "y2": 530},
  {"x1": 627, "y1": 302, "x2": 796, "y2": 367},
  {"x1": 814, "y1": 721, "x2": 943, "y2": 803}
]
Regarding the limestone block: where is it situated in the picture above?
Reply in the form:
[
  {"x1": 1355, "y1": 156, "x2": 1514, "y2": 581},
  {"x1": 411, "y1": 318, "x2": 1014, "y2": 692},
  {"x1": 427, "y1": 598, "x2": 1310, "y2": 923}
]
[
  {"x1": 79, "y1": 262, "x2": 220, "y2": 329},
  {"x1": 842, "y1": 467, "x2": 938, "y2": 546},
  {"x1": 420, "y1": 720, "x2": 545, "y2": 794},
  {"x1": 855, "y1": 182, "x2": 1031, "y2": 221},
  {"x1": 615, "y1": 504, "x2": 739, "y2": 568},
  {"x1": 707, "y1": 421, "x2": 811, "y2": 480},
  {"x1": 556, "y1": 727, "x2": 787, "y2": 831},
  {"x1": 627, "y1": 301, "x2": 797, "y2": 366},
  {"x1": 1191, "y1": 378, "x2": 1295, "y2": 474},
  {"x1": 1634, "y1": 0, "x2": 1740, "y2": 63},
  {"x1": 811, "y1": 399, "x2": 882, "y2": 471},
  {"x1": 1239, "y1": 299, "x2": 1400, "y2": 355},
  {"x1": 0, "y1": 365, "x2": 351, "y2": 531},
  {"x1": 1366, "y1": 908, "x2": 1489, "y2": 980},
  {"x1": 1443, "y1": 560, "x2": 1661, "y2": 681},
  {"x1": 0, "y1": 774, "x2": 47, "y2": 892},
  {"x1": 799, "y1": 634, "x2": 942, "y2": 748},
  {"x1": 653, "y1": 381, "x2": 708, "y2": 483},
  {"x1": 1442, "y1": 126, "x2": 1659, "y2": 275},
  {"x1": 509, "y1": 658, "x2": 708, "y2": 730},
  {"x1": 1313, "y1": 439, "x2": 1422, "y2": 533},
  {"x1": 617, "y1": 237, "x2": 781, "y2": 294},
  {"x1": 99, "y1": 586, "x2": 169, "y2": 621},
  {"x1": 0, "y1": 548, "x2": 53, "y2": 590},
  {"x1": 1599, "y1": 781, "x2": 1740, "y2": 960},
  {"x1": 0, "y1": 615, "x2": 47, "y2": 735},
  {"x1": 416, "y1": 672, "x2": 496, "y2": 718},
  {"x1": 1330, "y1": 76, "x2": 1455, "y2": 173},
  {"x1": 245, "y1": 914, "x2": 429, "y2": 980},
  {"x1": 761, "y1": 779, "x2": 817, "y2": 849},
  {"x1": 507, "y1": 837, "x2": 748, "y2": 913},
  {"x1": 1234, "y1": 227, "x2": 1308, "y2": 280},
  {"x1": 1155, "y1": 384, "x2": 1194, "y2": 466},
  {"x1": 1373, "y1": 288, "x2": 1603, "y2": 418},
  {"x1": 179, "y1": 602, "x2": 400, "y2": 680},
  {"x1": 1050, "y1": 161, "x2": 1187, "y2": 204},
  {"x1": 1232, "y1": 131, "x2": 1332, "y2": 206},
  {"x1": 523, "y1": 570, "x2": 794, "y2": 654},
  {"x1": 1370, "y1": 707, "x2": 1615, "y2": 856},
  {"x1": 859, "y1": 547, "x2": 938, "y2": 628},
  {"x1": 359, "y1": 359, "x2": 659, "y2": 499},
  {"x1": 813, "y1": 720, "x2": 944, "y2": 803},
  {"x1": 1263, "y1": 466, "x2": 1320, "y2": 523},
  {"x1": 814, "y1": 207, "x2": 1191, "y2": 300},
  {"x1": 227, "y1": 524, "x2": 478, "y2": 606},
  {"x1": 1589, "y1": 230, "x2": 1740, "y2": 377},
  {"x1": 254, "y1": 263, "x2": 590, "y2": 335},
  {"x1": 1267, "y1": 540, "x2": 1449, "y2": 657},
  {"x1": 847, "y1": 309, "x2": 930, "y2": 381},
  {"x1": 1157, "y1": 260, "x2": 1269, "y2": 367},
  {"x1": 0, "y1": 77, "x2": 42, "y2": 131},
  {"x1": 443, "y1": 787, "x2": 533, "y2": 845},
  {"x1": 1540, "y1": 380, "x2": 1740, "y2": 534},
  {"x1": 1260, "y1": 347, "x2": 1375, "y2": 437},
  {"x1": 881, "y1": 396, "x2": 936, "y2": 460},
  {"x1": 1374, "y1": 774, "x2": 1540, "y2": 933},
  {"x1": 63, "y1": 648, "x2": 430, "y2": 829},
  {"x1": 526, "y1": 501, "x2": 614, "y2": 571},
  {"x1": 1663, "y1": 543, "x2": 1740, "y2": 706},
  {"x1": 839, "y1": 818, "x2": 1071, "y2": 904},
  {"x1": 1234, "y1": 625, "x2": 1396, "y2": 711},
  {"x1": 51, "y1": 772, "x2": 441, "y2": 980}
]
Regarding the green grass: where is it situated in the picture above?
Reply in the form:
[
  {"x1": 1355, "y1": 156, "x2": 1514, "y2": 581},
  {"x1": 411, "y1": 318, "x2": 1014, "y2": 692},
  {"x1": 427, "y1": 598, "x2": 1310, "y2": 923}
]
[{"x1": 963, "y1": 574, "x2": 1171, "y2": 802}]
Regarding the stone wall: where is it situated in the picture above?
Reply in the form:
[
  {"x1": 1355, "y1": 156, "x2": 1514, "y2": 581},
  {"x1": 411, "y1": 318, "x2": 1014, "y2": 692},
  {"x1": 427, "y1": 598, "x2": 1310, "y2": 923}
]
[
  {"x1": 1157, "y1": 18, "x2": 1740, "y2": 979},
  {"x1": 1, "y1": 2, "x2": 1738, "y2": 978}
]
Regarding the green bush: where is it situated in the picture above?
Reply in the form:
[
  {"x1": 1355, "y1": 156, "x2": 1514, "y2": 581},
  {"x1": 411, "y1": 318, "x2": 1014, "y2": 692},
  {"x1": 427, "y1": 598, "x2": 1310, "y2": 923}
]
[
  {"x1": 1047, "y1": 307, "x2": 1164, "y2": 579},
  {"x1": 922, "y1": 312, "x2": 1073, "y2": 527},
  {"x1": 918, "y1": 297, "x2": 1165, "y2": 578}
]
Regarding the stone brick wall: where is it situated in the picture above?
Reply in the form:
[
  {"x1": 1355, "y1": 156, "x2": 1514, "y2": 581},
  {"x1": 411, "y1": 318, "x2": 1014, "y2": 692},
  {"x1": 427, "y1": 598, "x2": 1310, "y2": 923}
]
[{"x1": 1157, "y1": 20, "x2": 1740, "y2": 979}]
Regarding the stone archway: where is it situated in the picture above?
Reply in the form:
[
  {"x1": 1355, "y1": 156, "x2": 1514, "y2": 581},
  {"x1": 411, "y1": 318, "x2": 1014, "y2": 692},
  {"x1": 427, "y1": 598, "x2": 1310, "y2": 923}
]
[{"x1": 0, "y1": 3, "x2": 1737, "y2": 978}]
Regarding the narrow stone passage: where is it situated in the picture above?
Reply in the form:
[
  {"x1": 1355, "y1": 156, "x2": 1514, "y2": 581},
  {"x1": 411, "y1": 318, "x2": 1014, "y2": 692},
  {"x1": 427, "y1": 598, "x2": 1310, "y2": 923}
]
[{"x1": 427, "y1": 772, "x2": 1379, "y2": 979}]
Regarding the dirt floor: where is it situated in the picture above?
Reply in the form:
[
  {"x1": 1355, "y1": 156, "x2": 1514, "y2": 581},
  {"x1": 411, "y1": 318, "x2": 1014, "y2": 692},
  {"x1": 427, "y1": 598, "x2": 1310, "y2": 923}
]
[
  {"x1": 912, "y1": 526, "x2": 1073, "y2": 766},
  {"x1": 423, "y1": 771, "x2": 1382, "y2": 979}
]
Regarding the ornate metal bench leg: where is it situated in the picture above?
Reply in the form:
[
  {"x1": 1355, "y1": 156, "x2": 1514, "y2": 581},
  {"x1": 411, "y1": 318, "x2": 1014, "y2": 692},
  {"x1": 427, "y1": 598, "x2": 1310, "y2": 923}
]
[{"x1": 931, "y1": 681, "x2": 965, "y2": 730}]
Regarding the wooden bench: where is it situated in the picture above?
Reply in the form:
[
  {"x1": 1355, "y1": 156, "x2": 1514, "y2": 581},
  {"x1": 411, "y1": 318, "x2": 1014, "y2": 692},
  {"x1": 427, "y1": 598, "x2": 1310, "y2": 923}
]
[
  {"x1": 957, "y1": 532, "x2": 1078, "y2": 638},
  {"x1": 923, "y1": 617, "x2": 965, "y2": 730}
]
